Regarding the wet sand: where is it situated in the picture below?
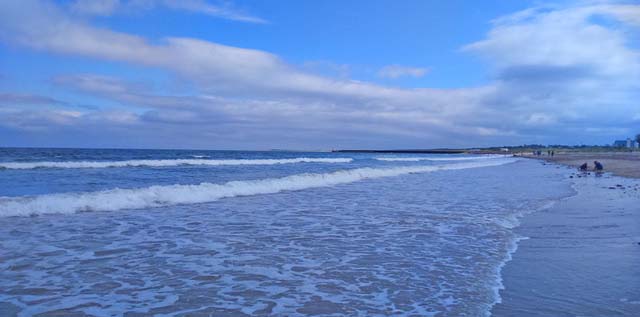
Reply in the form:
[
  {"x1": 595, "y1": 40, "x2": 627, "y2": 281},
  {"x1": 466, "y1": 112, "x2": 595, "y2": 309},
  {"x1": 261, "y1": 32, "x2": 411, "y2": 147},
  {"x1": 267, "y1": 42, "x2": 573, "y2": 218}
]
[
  {"x1": 526, "y1": 152, "x2": 640, "y2": 178},
  {"x1": 493, "y1": 166, "x2": 640, "y2": 316}
]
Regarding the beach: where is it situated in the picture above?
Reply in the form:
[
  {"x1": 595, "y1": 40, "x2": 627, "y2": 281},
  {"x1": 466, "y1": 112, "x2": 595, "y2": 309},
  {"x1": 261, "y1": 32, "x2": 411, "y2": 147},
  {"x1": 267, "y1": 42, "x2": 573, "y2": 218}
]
[
  {"x1": 527, "y1": 151, "x2": 640, "y2": 178},
  {"x1": 493, "y1": 158, "x2": 640, "y2": 316}
]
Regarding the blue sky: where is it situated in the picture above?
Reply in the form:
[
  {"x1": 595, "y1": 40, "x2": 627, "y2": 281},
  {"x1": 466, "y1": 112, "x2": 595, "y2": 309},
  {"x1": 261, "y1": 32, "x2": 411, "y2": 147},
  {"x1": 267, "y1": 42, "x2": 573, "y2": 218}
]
[{"x1": 0, "y1": 0, "x2": 639, "y2": 150}]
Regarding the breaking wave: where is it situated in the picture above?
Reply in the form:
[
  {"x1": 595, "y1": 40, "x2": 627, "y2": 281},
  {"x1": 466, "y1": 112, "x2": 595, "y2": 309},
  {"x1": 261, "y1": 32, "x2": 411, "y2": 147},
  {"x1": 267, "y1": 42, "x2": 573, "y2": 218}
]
[
  {"x1": 0, "y1": 157, "x2": 353, "y2": 170},
  {"x1": 376, "y1": 155, "x2": 507, "y2": 162},
  {"x1": 0, "y1": 158, "x2": 517, "y2": 217}
]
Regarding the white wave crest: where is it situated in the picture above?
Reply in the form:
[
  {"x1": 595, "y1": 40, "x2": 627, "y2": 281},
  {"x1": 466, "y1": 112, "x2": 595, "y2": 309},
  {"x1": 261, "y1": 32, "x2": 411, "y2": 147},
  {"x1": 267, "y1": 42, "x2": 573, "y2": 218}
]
[
  {"x1": 0, "y1": 157, "x2": 353, "y2": 169},
  {"x1": 0, "y1": 158, "x2": 517, "y2": 217},
  {"x1": 376, "y1": 155, "x2": 507, "y2": 162}
]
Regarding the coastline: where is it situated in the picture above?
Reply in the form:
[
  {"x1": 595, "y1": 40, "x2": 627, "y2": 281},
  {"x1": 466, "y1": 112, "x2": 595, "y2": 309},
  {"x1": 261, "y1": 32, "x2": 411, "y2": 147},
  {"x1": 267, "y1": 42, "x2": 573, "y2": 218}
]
[
  {"x1": 493, "y1": 163, "x2": 640, "y2": 316},
  {"x1": 521, "y1": 151, "x2": 640, "y2": 178}
]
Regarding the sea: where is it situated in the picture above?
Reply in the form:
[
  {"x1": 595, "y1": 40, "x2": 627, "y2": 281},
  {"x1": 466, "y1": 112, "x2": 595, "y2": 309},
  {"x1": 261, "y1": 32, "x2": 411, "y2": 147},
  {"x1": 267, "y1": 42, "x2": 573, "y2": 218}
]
[{"x1": 0, "y1": 148, "x2": 574, "y2": 316}]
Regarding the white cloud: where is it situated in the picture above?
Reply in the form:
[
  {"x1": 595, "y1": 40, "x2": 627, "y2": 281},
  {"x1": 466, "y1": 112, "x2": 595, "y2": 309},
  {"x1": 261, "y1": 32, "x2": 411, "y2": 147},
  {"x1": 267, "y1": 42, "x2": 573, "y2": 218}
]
[
  {"x1": 70, "y1": 0, "x2": 120, "y2": 16},
  {"x1": 0, "y1": 107, "x2": 136, "y2": 131},
  {"x1": 162, "y1": 0, "x2": 267, "y2": 24},
  {"x1": 68, "y1": 0, "x2": 266, "y2": 23},
  {"x1": 0, "y1": 1, "x2": 639, "y2": 148},
  {"x1": 600, "y1": 4, "x2": 640, "y2": 26},
  {"x1": 0, "y1": 93, "x2": 66, "y2": 106},
  {"x1": 462, "y1": 4, "x2": 640, "y2": 79},
  {"x1": 377, "y1": 65, "x2": 429, "y2": 79}
]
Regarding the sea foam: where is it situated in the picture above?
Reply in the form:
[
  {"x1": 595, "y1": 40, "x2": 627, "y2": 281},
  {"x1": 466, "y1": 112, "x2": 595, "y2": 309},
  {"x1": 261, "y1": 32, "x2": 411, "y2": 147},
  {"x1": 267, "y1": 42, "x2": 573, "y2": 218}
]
[
  {"x1": 0, "y1": 158, "x2": 517, "y2": 217},
  {"x1": 0, "y1": 157, "x2": 353, "y2": 169}
]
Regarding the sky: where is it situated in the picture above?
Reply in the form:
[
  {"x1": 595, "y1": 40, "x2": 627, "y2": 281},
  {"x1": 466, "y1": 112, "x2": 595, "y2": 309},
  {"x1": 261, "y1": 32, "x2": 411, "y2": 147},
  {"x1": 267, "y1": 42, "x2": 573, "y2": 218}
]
[{"x1": 0, "y1": 0, "x2": 639, "y2": 150}]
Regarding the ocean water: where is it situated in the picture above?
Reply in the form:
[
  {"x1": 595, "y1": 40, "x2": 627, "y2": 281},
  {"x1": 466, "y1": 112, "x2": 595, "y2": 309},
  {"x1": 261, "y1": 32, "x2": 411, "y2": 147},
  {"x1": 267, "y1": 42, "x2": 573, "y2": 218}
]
[{"x1": 0, "y1": 148, "x2": 574, "y2": 316}]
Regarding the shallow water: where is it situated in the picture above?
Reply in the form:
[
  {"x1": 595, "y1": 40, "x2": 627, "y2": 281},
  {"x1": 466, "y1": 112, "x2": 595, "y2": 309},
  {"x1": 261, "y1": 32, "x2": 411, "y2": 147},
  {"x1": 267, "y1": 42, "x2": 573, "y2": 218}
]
[{"x1": 0, "y1": 149, "x2": 573, "y2": 316}]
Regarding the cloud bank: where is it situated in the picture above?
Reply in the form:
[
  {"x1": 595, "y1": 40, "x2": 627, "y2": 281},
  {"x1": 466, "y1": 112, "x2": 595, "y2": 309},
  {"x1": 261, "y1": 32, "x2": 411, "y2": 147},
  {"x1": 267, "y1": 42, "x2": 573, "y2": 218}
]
[{"x1": 0, "y1": 1, "x2": 638, "y2": 149}]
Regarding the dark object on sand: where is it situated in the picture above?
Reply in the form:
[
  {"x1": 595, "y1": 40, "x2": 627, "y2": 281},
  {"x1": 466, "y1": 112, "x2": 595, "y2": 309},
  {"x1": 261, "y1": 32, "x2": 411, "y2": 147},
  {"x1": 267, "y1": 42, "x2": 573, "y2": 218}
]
[
  {"x1": 579, "y1": 163, "x2": 588, "y2": 171},
  {"x1": 594, "y1": 161, "x2": 604, "y2": 171}
]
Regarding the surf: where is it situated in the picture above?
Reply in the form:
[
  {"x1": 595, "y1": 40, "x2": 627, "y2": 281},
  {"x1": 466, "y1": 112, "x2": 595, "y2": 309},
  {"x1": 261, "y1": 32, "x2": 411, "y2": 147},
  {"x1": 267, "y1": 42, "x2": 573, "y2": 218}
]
[
  {"x1": 0, "y1": 158, "x2": 517, "y2": 217},
  {"x1": 0, "y1": 157, "x2": 353, "y2": 169}
]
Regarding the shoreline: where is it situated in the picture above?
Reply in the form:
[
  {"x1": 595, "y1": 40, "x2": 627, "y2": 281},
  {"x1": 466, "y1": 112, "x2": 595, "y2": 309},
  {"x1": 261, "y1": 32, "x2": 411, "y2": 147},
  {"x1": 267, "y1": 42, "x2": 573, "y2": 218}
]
[
  {"x1": 493, "y1": 164, "x2": 640, "y2": 316},
  {"x1": 490, "y1": 198, "x2": 563, "y2": 316},
  {"x1": 520, "y1": 151, "x2": 640, "y2": 179}
]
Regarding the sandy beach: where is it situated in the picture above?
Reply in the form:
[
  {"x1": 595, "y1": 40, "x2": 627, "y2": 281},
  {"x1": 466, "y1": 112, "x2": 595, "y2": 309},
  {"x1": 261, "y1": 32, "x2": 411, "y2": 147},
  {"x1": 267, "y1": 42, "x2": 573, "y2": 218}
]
[
  {"x1": 493, "y1": 158, "x2": 640, "y2": 316},
  {"x1": 525, "y1": 151, "x2": 640, "y2": 178}
]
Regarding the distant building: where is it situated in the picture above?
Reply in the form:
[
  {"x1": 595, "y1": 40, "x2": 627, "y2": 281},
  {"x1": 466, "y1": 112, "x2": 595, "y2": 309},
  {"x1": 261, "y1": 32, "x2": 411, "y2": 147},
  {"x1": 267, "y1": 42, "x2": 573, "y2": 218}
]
[
  {"x1": 613, "y1": 138, "x2": 638, "y2": 149},
  {"x1": 613, "y1": 139, "x2": 628, "y2": 147}
]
